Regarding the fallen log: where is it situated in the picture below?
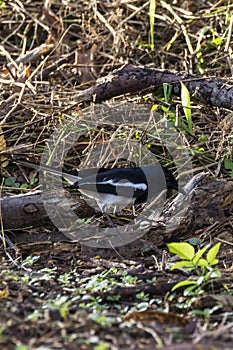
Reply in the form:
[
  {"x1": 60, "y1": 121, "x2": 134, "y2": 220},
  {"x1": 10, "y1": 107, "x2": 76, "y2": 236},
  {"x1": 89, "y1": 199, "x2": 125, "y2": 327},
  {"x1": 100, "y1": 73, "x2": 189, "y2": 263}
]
[
  {"x1": 74, "y1": 64, "x2": 233, "y2": 109},
  {"x1": 1, "y1": 175, "x2": 232, "y2": 248},
  {"x1": 0, "y1": 190, "x2": 95, "y2": 230}
]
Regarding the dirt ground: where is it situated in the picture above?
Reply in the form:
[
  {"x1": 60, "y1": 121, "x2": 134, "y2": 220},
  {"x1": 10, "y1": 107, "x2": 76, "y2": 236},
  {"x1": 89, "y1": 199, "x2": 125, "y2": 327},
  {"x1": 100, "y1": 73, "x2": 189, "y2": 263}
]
[{"x1": 0, "y1": 1, "x2": 233, "y2": 349}]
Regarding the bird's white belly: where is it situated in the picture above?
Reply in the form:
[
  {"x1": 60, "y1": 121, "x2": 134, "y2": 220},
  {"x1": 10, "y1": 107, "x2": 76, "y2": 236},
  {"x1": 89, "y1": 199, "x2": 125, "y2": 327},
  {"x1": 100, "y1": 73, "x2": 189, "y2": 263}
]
[{"x1": 79, "y1": 189, "x2": 135, "y2": 211}]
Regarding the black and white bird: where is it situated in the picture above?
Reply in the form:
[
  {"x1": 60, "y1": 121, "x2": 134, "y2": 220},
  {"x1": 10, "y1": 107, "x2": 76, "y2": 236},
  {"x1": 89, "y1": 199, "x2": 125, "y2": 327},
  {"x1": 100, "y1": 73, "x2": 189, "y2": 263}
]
[{"x1": 19, "y1": 161, "x2": 180, "y2": 225}]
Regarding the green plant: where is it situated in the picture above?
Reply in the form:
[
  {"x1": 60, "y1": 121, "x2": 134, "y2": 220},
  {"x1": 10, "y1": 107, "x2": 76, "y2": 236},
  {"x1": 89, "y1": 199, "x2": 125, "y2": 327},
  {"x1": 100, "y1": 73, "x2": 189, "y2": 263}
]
[
  {"x1": 93, "y1": 342, "x2": 110, "y2": 350},
  {"x1": 43, "y1": 295, "x2": 71, "y2": 321},
  {"x1": 4, "y1": 176, "x2": 38, "y2": 189},
  {"x1": 136, "y1": 291, "x2": 149, "y2": 301},
  {"x1": 224, "y1": 157, "x2": 233, "y2": 177},
  {"x1": 149, "y1": 0, "x2": 157, "y2": 54},
  {"x1": 162, "y1": 83, "x2": 173, "y2": 104},
  {"x1": 22, "y1": 255, "x2": 40, "y2": 267},
  {"x1": 4, "y1": 176, "x2": 21, "y2": 188},
  {"x1": 180, "y1": 81, "x2": 193, "y2": 135},
  {"x1": 161, "y1": 83, "x2": 194, "y2": 136},
  {"x1": 168, "y1": 242, "x2": 221, "y2": 296},
  {"x1": 91, "y1": 313, "x2": 115, "y2": 326}
]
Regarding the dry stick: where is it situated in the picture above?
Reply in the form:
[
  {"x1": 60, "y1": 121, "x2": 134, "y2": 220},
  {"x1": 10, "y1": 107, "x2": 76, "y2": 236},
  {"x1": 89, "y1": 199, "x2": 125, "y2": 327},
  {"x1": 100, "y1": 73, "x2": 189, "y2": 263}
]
[
  {"x1": 32, "y1": 51, "x2": 76, "y2": 81},
  {"x1": 0, "y1": 86, "x2": 26, "y2": 125},
  {"x1": 160, "y1": 1, "x2": 194, "y2": 55},
  {"x1": 2, "y1": 43, "x2": 55, "y2": 74},
  {"x1": 74, "y1": 64, "x2": 233, "y2": 110}
]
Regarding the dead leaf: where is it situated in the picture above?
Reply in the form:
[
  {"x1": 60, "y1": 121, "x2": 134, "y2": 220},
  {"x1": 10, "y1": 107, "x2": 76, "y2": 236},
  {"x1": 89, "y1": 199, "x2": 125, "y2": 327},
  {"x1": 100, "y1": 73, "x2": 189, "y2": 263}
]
[
  {"x1": 125, "y1": 310, "x2": 188, "y2": 325},
  {"x1": 0, "y1": 289, "x2": 10, "y2": 299}
]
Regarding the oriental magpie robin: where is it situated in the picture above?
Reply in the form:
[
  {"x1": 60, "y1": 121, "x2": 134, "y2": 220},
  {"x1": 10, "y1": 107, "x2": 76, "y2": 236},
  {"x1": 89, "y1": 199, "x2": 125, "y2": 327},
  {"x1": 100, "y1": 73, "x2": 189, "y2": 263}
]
[{"x1": 19, "y1": 161, "x2": 180, "y2": 225}]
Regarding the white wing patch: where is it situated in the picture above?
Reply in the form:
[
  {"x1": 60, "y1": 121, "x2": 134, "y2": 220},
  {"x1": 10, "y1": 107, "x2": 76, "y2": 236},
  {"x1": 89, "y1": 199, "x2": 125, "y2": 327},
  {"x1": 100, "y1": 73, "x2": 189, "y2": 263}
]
[{"x1": 96, "y1": 179, "x2": 147, "y2": 191}]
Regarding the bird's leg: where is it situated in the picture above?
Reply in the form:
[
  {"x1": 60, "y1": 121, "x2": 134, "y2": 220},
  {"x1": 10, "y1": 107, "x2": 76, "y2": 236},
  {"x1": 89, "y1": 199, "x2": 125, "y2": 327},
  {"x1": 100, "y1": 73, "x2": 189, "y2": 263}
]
[
  {"x1": 104, "y1": 212, "x2": 116, "y2": 228},
  {"x1": 105, "y1": 212, "x2": 123, "y2": 243},
  {"x1": 100, "y1": 203, "x2": 116, "y2": 228},
  {"x1": 101, "y1": 205, "x2": 123, "y2": 239},
  {"x1": 99, "y1": 204, "x2": 123, "y2": 238}
]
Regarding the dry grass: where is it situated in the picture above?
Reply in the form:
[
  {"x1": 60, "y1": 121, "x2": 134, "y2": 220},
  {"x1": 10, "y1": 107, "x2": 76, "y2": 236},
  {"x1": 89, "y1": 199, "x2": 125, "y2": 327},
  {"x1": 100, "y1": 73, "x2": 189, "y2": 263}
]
[{"x1": 0, "y1": 0, "x2": 232, "y2": 175}]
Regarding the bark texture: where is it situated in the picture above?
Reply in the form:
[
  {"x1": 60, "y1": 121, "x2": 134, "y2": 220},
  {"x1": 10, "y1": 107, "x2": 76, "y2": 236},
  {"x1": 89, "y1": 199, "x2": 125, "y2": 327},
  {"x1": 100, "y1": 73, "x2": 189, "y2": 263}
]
[{"x1": 75, "y1": 64, "x2": 233, "y2": 109}]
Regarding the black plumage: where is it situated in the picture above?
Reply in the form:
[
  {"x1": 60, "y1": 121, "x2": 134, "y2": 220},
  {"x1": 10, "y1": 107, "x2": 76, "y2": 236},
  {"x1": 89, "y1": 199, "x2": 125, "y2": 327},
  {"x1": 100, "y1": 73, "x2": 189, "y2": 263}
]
[{"x1": 19, "y1": 161, "x2": 180, "y2": 224}]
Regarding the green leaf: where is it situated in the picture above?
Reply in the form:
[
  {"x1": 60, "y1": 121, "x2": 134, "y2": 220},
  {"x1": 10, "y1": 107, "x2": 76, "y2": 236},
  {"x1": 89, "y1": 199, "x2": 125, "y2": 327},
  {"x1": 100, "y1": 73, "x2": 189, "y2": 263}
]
[
  {"x1": 183, "y1": 284, "x2": 199, "y2": 296},
  {"x1": 167, "y1": 242, "x2": 195, "y2": 260},
  {"x1": 5, "y1": 177, "x2": 16, "y2": 186},
  {"x1": 207, "y1": 268, "x2": 221, "y2": 279},
  {"x1": 206, "y1": 243, "x2": 221, "y2": 264},
  {"x1": 163, "y1": 83, "x2": 173, "y2": 103},
  {"x1": 170, "y1": 260, "x2": 193, "y2": 270},
  {"x1": 149, "y1": 0, "x2": 156, "y2": 53},
  {"x1": 188, "y1": 237, "x2": 203, "y2": 246},
  {"x1": 4, "y1": 177, "x2": 20, "y2": 188},
  {"x1": 94, "y1": 342, "x2": 110, "y2": 350},
  {"x1": 196, "y1": 258, "x2": 208, "y2": 267},
  {"x1": 15, "y1": 346, "x2": 29, "y2": 350},
  {"x1": 192, "y1": 246, "x2": 209, "y2": 265},
  {"x1": 180, "y1": 81, "x2": 193, "y2": 134},
  {"x1": 208, "y1": 259, "x2": 218, "y2": 266},
  {"x1": 20, "y1": 183, "x2": 29, "y2": 189},
  {"x1": 172, "y1": 280, "x2": 196, "y2": 291},
  {"x1": 211, "y1": 37, "x2": 223, "y2": 47},
  {"x1": 224, "y1": 157, "x2": 233, "y2": 170},
  {"x1": 198, "y1": 134, "x2": 208, "y2": 142},
  {"x1": 151, "y1": 104, "x2": 159, "y2": 111},
  {"x1": 196, "y1": 276, "x2": 205, "y2": 285}
]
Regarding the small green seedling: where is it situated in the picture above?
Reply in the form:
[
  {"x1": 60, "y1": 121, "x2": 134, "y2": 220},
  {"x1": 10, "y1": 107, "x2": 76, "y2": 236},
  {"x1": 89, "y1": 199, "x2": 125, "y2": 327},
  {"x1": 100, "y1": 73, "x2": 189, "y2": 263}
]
[
  {"x1": 180, "y1": 81, "x2": 193, "y2": 135},
  {"x1": 167, "y1": 242, "x2": 221, "y2": 296},
  {"x1": 4, "y1": 176, "x2": 38, "y2": 189}
]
